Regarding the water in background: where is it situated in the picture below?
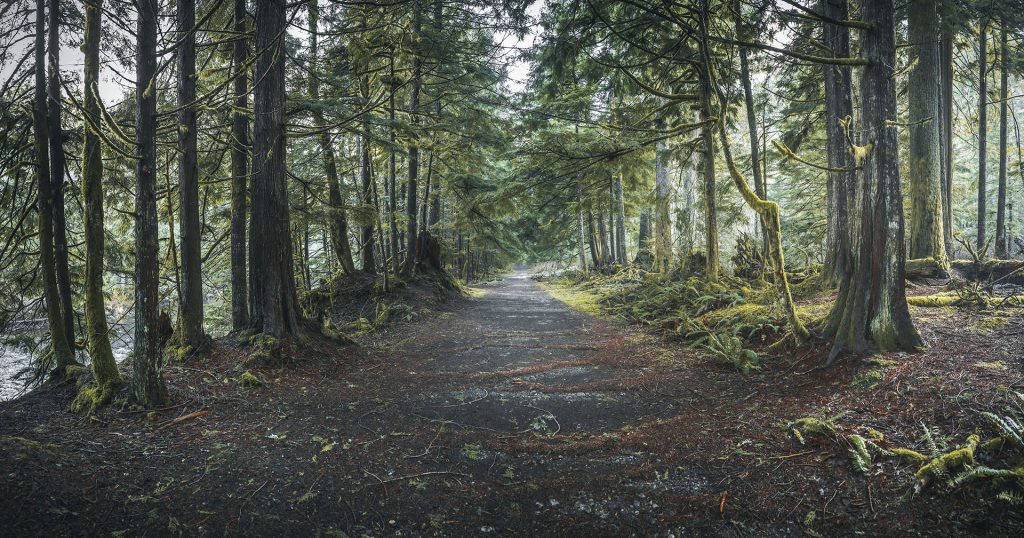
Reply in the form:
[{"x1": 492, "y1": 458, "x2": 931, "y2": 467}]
[{"x1": 0, "y1": 323, "x2": 133, "y2": 402}]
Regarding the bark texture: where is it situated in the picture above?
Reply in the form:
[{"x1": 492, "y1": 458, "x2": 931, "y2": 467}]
[
  {"x1": 907, "y1": 0, "x2": 947, "y2": 264},
  {"x1": 81, "y1": 0, "x2": 121, "y2": 388},
  {"x1": 48, "y1": 0, "x2": 73, "y2": 345},
  {"x1": 178, "y1": 0, "x2": 204, "y2": 347},
  {"x1": 826, "y1": 0, "x2": 923, "y2": 361},
  {"x1": 230, "y1": 0, "x2": 249, "y2": 330},
  {"x1": 133, "y1": 0, "x2": 169, "y2": 406}
]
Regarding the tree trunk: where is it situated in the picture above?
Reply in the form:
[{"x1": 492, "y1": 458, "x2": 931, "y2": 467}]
[
  {"x1": 388, "y1": 56, "x2": 400, "y2": 274},
  {"x1": 822, "y1": 0, "x2": 856, "y2": 285},
  {"x1": 607, "y1": 178, "x2": 616, "y2": 263},
  {"x1": 734, "y1": 4, "x2": 767, "y2": 262},
  {"x1": 586, "y1": 209, "x2": 600, "y2": 267},
  {"x1": 33, "y1": 0, "x2": 74, "y2": 370},
  {"x1": 359, "y1": 82, "x2": 377, "y2": 274},
  {"x1": 907, "y1": 0, "x2": 947, "y2": 265},
  {"x1": 576, "y1": 184, "x2": 587, "y2": 271},
  {"x1": 654, "y1": 136, "x2": 672, "y2": 273},
  {"x1": 615, "y1": 174, "x2": 627, "y2": 263},
  {"x1": 635, "y1": 208, "x2": 652, "y2": 266},
  {"x1": 403, "y1": 1, "x2": 423, "y2": 276},
  {"x1": 177, "y1": 0, "x2": 204, "y2": 348},
  {"x1": 230, "y1": 0, "x2": 249, "y2": 330},
  {"x1": 995, "y1": 23, "x2": 1009, "y2": 257},
  {"x1": 977, "y1": 20, "x2": 988, "y2": 249},
  {"x1": 48, "y1": 0, "x2": 73, "y2": 345},
  {"x1": 596, "y1": 207, "x2": 610, "y2": 266},
  {"x1": 939, "y1": 11, "x2": 954, "y2": 253},
  {"x1": 698, "y1": 60, "x2": 720, "y2": 281},
  {"x1": 81, "y1": 0, "x2": 121, "y2": 389},
  {"x1": 133, "y1": 0, "x2": 168, "y2": 406},
  {"x1": 826, "y1": 0, "x2": 923, "y2": 361},
  {"x1": 250, "y1": 0, "x2": 300, "y2": 338},
  {"x1": 308, "y1": 0, "x2": 355, "y2": 276}
]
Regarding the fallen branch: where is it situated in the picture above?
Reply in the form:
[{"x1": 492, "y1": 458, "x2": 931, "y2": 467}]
[{"x1": 156, "y1": 409, "x2": 209, "y2": 430}]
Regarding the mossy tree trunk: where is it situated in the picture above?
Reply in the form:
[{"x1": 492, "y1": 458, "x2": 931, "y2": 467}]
[
  {"x1": 733, "y1": 3, "x2": 767, "y2": 265},
  {"x1": 705, "y1": 33, "x2": 809, "y2": 343},
  {"x1": 133, "y1": 0, "x2": 168, "y2": 406},
  {"x1": 230, "y1": 0, "x2": 249, "y2": 330},
  {"x1": 907, "y1": 0, "x2": 948, "y2": 266},
  {"x1": 825, "y1": 0, "x2": 923, "y2": 362},
  {"x1": 81, "y1": 0, "x2": 121, "y2": 390},
  {"x1": 822, "y1": 0, "x2": 856, "y2": 286},
  {"x1": 250, "y1": 0, "x2": 300, "y2": 338},
  {"x1": 33, "y1": 0, "x2": 74, "y2": 370},
  {"x1": 178, "y1": 0, "x2": 205, "y2": 349}
]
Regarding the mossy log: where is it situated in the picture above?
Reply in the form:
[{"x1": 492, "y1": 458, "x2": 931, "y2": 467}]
[
  {"x1": 949, "y1": 259, "x2": 1024, "y2": 284},
  {"x1": 905, "y1": 257, "x2": 949, "y2": 279}
]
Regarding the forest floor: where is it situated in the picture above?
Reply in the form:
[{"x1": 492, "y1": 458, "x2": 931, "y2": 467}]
[{"x1": 1, "y1": 270, "x2": 1023, "y2": 536}]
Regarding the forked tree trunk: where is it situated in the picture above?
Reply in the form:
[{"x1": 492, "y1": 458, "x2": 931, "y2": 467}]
[
  {"x1": 33, "y1": 0, "x2": 74, "y2": 370},
  {"x1": 81, "y1": 0, "x2": 121, "y2": 389},
  {"x1": 907, "y1": 0, "x2": 947, "y2": 265},
  {"x1": 133, "y1": 0, "x2": 168, "y2": 406},
  {"x1": 826, "y1": 0, "x2": 923, "y2": 361},
  {"x1": 230, "y1": 0, "x2": 249, "y2": 330},
  {"x1": 250, "y1": 0, "x2": 300, "y2": 338},
  {"x1": 614, "y1": 174, "x2": 626, "y2": 262}
]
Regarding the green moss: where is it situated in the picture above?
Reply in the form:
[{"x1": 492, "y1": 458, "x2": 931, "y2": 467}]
[
  {"x1": 0, "y1": 435, "x2": 58, "y2": 459},
  {"x1": 974, "y1": 316, "x2": 1011, "y2": 333},
  {"x1": 461, "y1": 443, "x2": 485, "y2": 461},
  {"x1": 699, "y1": 303, "x2": 770, "y2": 327},
  {"x1": 908, "y1": 293, "x2": 959, "y2": 307},
  {"x1": 70, "y1": 381, "x2": 122, "y2": 414},
  {"x1": 164, "y1": 345, "x2": 193, "y2": 363},
  {"x1": 915, "y1": 434, "x2": 979, "y2": 487},
  {"x1": 537, "y1": 281, "x2": 606, "y2": 317},
  {"x1": 851, "y1": 369, "x2": 885, "y2": 389},
  {"x1": 787, "y1": 416, "x2": 837, "y2": 444},
  {"x1": 889, "y1": 447, "x2": 928, "y2": 462},
  {"x1": 237, "y1": 370, "x2": 265, "y2": 388}
]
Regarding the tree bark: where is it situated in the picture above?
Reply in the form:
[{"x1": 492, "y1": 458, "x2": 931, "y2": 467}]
[
  {"x1": 615, "y1": 174, "x2": 627, "y2": 263},
  {"x1": 230, "y1": 0, "x2": 249, "y2": 330},
  {"x1": 654, "y1": 135, "x2": 672, "y2": 273},
  {"x1": 907, "y1": 0, "x2": 947, "y2": 264},
  {"x1": 733, "y1": 4, "x2": 767, "y2": 261},
  {"x1": 133, "y1": 0, "x2": 168, "y2": 406},
  {"x1": 995, "y1": 22, "x2": 1009, "y2": 257},
  {"x1": 48, "y1": 0, "x2": 73, "y2": 345},
  {"x1": 359, "y1": 78, "x2": 376, "y2": 274},
  {"x1": 826, "y1": 0, "x2": 923, "y2": 361},
  {"x1": 250, "y1": 0, "x2": 300, "y2": 337},
  {"x1": 403, "y1": 1, "x2": 423, "y2": 275},
  {"x1": 822, "y1": 0, "x2": 856, "y2": 285},
  {"x1": 388, "y1": 56, "x2": 400, "y2": 274},
  {"x1": 178, "y1": 0, "x2": 204, "y2": 348},
  {"x1": 576, "y1": 184, "x2": 587, "y2": 271},
  {"x1": 307, "y1": 0, "x2": 355, "y2": 276},
  {"x1": 939, "y1": 13, "x2": 954, "y2": 253},
  {"x1": 81, "y1": 0, "x2": 121, "y2": 389},
  {"x1": 977, "y1": 20, "x2": 988, "y2": 249},
  {"x1": 33, "y1": 0, "x2": 74, "y2": 369},
  {"x1": 698, "y1": 60, "x2": 720, "y2": 281}
]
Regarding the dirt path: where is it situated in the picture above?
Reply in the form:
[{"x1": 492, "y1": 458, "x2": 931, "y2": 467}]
[{"x1": 2, "y1": 271, "x2": 1021, "y2": 536}]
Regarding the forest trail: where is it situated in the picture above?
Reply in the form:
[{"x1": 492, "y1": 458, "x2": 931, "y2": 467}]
[{"x1": 4, "y1": 270, "x2": 1021, "y2": 536}]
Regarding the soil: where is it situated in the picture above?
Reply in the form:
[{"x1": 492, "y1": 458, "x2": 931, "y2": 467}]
[{"x1": 1, "y1": 271, "x2": 1022, "y2": 536}]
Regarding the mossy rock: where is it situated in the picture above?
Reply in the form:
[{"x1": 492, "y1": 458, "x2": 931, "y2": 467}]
[{"x1": 237, "y1": 370, "x2": 265, "y2": 388}]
